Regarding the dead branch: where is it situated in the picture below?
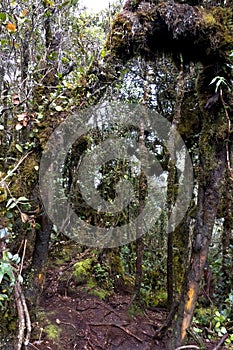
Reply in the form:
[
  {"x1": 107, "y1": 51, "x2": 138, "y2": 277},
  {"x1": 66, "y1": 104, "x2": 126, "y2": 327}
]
[
  {"x1": 28, "y1": 342, "x2": 41, "y2": 350},
  {"x1": 14, "y1": 282, "x2": 25, "y2": 350},
  {"x1": 21, "y1": 289, "x2": 31, "y2": 346},
  {"x1": 212, "y1": 333, "x2": 229, "y2": 350},
  {"x1": 174, "y1": 346, "x2": 200, "y2": 350},
  {"x1": 14, "y1": 279, "x2": 32, "y2": 349},
  {"x1": 96, "y1": 300, "x2": 123, "y2": 319},
  {"x1": 88, "y1": 323, "x2": 143, "y2": 342}
]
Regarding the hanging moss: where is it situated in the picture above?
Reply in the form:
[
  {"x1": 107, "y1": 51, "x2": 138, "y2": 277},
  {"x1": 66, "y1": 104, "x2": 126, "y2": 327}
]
[{"x1": 107, "y1": 0, "x2": 233, "y2": 68}]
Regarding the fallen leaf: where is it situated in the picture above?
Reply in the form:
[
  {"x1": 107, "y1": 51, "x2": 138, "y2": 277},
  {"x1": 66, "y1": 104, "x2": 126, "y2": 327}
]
[
  {"x1": 21, "y1": 9, "x2": 28, "y2": 17},
  {"x1": 16, "y1": 123, "x2": 23, "y2": 131},
  {"x1": 21, "y1": 212, "x2": 29, "y2": 223},
  {"x1": 17, "y1": 113, "x2": 27, "y2": 121},
  {"x1": 6, "y1": 22, "x2": 17, "y2": 32}
]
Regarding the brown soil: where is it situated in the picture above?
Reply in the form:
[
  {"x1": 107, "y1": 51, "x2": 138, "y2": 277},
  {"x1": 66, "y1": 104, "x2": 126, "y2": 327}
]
[{"x1": 27, "y1": 266, "x2": 228, "y2": 350}]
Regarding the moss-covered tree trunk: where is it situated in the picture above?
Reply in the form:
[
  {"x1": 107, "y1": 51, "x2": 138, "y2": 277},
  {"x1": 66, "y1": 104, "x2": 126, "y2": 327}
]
[
  {"x1": 172, "y1": 121, "x2": 226, "y2": 347},
  {"x1": 105, "y1": 0, "x2": 232, "y2": 346},
  {"x1": 220, "y1": 173, "x2": 233, "y2": 296},
  {"x1": 25, "y1": 1, "x2": 61, "y2": 306},
  {"x1": 25, "y1": 213, "x2": 52, "y2": 306}
]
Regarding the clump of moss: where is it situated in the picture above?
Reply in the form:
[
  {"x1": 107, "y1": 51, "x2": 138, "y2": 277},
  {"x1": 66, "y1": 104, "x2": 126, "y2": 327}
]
[
  {"x1": 73, "y1": 258, "x2": 95, "y2": 284},
  {"x1": 44, "y1": 324, "x2": 61, "y2": 341},
  {"x1": 85, "y1": 280, "x2": 111, "y2": 300}
]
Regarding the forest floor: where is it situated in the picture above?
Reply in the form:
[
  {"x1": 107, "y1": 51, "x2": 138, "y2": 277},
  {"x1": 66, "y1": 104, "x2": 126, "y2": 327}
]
[{"x1": 27, "y1": 247, "x2": 229, "y2": 350}]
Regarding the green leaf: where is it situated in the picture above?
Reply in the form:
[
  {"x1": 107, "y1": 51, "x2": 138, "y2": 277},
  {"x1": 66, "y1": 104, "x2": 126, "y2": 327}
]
[
  {"x1": 17, "y1": 196, "x2": 28, "y2": 202},
  {"x1": 6, "y1": 211, "x2": 13, "y2": 218},
  {"x1": 35, "y1": 223, "x2": 41, "y2": 230},
  {"x1": 37, "y1": 113, "x2": 44, "y2": 119},
  {"x1": 220, "y1": 327, "x2": 227, "y2": 334},
  {"x1": 0, "y1": 294, "x2": 8, "y2": 301},
  {"x1": 16, "y1": 144, "x2": 23, "y2": 153},
  {"x1": 55, "y1": 105, "x2": 63, "y2": 112},
  {"x1": 0, "y1": 12, "x2": 7, "y2": 21},
  {"x1": 6, "y1": 198, "x2": 15, "y2": 208},
  {"x1": 0, "y1": 39, "x2": 8, "y2": 46}
]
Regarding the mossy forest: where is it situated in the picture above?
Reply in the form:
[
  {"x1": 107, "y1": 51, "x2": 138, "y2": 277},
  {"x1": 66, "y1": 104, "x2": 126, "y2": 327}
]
[{"x1": 0, "y1": 0, "x2": 233, "y2": 349}]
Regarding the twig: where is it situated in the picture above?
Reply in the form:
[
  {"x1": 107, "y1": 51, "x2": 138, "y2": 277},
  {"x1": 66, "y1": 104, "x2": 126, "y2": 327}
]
[
  {"x1": 88, "y1": 323, "x2": 143, "y2": 342},
  {"x1": 0, "y1": 151, "x2": 32, "y2": 183},
  {"x1": 19, "y1": 239, "x2": 27, "y2": 276},
  {"x1": 14, "y1": 278, "x2": 32, "y2": 349},
  {"x1": 212, "y1": 333, "x2": 229, "y2": 350},
  {"x1": 219, "y1": 88, "x2": 233, "y2": 176},
  {"x1": 21, "y1": 287, "x2": 31, "y2": 346},
  {"x1": 96, "y1": 300, "x2": 122, "y2": 319},
  {"x1": 60, "y1": 248, "x2": 92, "y2": 273},
  {"x1": 14, "y1": 282, "x2": 25, "y2": 350},
  {"x1": 28, "y1": 342, "x2": 41, "y2": 350},
  {"x1": 174, "y1": 346, "x2": 200, "y2": 350}
]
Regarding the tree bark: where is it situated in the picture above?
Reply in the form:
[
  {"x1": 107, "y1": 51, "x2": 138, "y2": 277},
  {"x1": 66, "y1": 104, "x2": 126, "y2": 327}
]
[
  {"x1": 172, "y1": 140, "x2": 226, "y2": 347},
  {"x1": 25, "y1": 212, "x2": 52, "y2": 306}
]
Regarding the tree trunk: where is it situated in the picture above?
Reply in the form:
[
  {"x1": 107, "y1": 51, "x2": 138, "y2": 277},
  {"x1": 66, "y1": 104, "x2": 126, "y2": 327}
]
[
  {"x1": 25, "y1": 212, "x2": 52, "y2": 306},
  {"x1": 220, "y1": 174, "x2": 233, "y2": 295},
  {"x1": 170, "y1": 67, "x2": 227, "y2": 346}
]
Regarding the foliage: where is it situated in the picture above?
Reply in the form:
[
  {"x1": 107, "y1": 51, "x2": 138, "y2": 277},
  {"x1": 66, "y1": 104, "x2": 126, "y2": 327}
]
[
  {"x1": 0, "y1": 0, "x2": 233, "y2": 348},
  {"x1": 193, "y1": 292, "x2": 233, "y2": 346}
]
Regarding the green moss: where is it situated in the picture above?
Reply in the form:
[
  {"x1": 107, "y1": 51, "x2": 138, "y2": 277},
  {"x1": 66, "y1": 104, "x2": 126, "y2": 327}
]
[
  {"x1": 82, "y1": 279, "x2": 111, "y2": 300},
  {"x1": 88, "y1": 287, "x2": 110, "y2": 300},
  {"x1": 108, "y1": 248, "x2": 124, "y2": 277},
  {"x1": 202, "y1": 12, "x2": 216, "y2": 27},
  {"x1": 73, "y1": 258, "x2": 94, "y2": 284},
  {"x1": 142, "y1": 289, "x2": 167, "y2": 308},
  {"x1": 44, "y1": 324, "x2": 61, "y2": 341}
]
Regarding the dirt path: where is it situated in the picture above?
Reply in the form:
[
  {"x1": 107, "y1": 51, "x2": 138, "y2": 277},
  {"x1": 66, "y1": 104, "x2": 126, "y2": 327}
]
[{"x1": 27, "y1": 267, "x2": 227, "y2": 350}]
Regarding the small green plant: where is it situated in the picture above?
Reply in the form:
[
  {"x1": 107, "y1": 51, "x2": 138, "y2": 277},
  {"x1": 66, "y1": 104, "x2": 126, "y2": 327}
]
[
  {"x1": 0, "y1": 250, "x2": 21, "y2": 308},
  {"x1": 93, "y1": 262, "x2": 109, "y2": 282},
  {"x1": 210, "y1": 76, "x2": 231, "y2": 92},
  {"x1": 194, "y1": 292, "x2": 233, "y2": 346}
]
